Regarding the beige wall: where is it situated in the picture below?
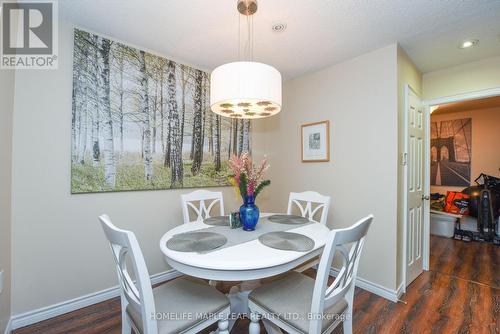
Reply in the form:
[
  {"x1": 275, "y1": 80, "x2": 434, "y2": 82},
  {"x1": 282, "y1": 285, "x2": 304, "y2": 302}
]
[
  {"x1": 0, "y1": 67, "x2": 15, "y2": 332},
  {"x1": 255, "y1": 44, "x2": 400, "y2": 291},
  {"x1": 10, "y1": 21, "x2": 243, "y2": 315},
  {"x1": 396, "y1": 47, "x2": 422, "y2": 287},
  {"x1": 430, "y1": 107, "x2": 500, "y2": 194},
  {"x1": 423, "y1": 55, "x2": 500, "y2": 100}
]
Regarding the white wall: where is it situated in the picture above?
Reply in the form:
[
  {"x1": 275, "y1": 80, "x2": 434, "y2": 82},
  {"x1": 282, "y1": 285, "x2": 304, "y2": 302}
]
[
  {"x1": 10, "y1": 21, "x2": 242, "y2": 315},
  {"x1": 423, "y1": 55, "x2": 500, "y2": 100},
  {"x1": 0, "y1": 67, "x2": 15, "y2": 333},
  {"x1": 255, "y1": 44, "x2": 400, "y2": 291}
]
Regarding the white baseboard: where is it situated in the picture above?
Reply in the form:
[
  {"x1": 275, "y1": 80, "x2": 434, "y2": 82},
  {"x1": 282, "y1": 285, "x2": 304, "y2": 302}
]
[
  {"x1": 10, "y1": 269, "x2": 182, "y2": 331},
  {"x1": 329, "y1": 268, "x2": 400, "y2": 302},
  {"x1": 396, "y1": 281, "x2": 405, "y2": 299},
  {"x1": 3, "y1": 318, "x2": 12, "y2": 334}
]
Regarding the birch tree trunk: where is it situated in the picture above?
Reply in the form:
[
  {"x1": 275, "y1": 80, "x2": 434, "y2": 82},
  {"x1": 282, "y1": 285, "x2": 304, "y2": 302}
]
[
  {"x1": 228, "y1": 118, "x2": 232, "y2": 159},
  {"x1": 163, "y1": 63, "x2": 174, "y2": 168},
  {"x1": 75, "y1": 41, "x2": 91, "y2": 165},
  {"x1": 71, "y1": 57, "x2": 81, "y2": 163},
  {"x1": 167, "y1": 60, "x2": 183, "y2": 187},
  {"x1": 208, "y1": 110, "x2": 213, "y2": 156},
  {"x1": 201, "y1": 72, "x2": 207, "y2": 152},
  {"x1": 91, "y1": 35, "x2": 101, "y2": 167},
  {"x1": 152, "y1": 79, "x2": 158, "y2": 154},
  {"x1": 139, "y1": 50, "x2": 153, "y2": 181},
  {"x1": 164, "y1": 128, "x2": 171, "y2": 167},
  {"x1": 118, "y1": 53, "x2": 125, "y2": 156},
  {"x1": 78, "y1": 90, "x2": 89, "y2": 164},
  {"x1": 191, "y1": 69, "x2": 203, "y2": 175},
  {"x1": 242, "y1": 119, "x2": 251, "y2": 153},
  {"x1": 77, "y1": 61, "x2": 90, "y2": 165},
  {"x1": 214, "y1": 115, "x2": 221, "y2": 171},
  {"x1": 190, "y1": 122, "x2": 195, "y2": 160},
  {"x1": 160, "y1": 67, "x2": 165, "y2": 155},
  {"x1": 179, "y1": 65, "x2": 189, "y2": 158},
  {"x1": 232, "y1": 118, "x2": 238, "y2": 156},
  {"x1": 76, "y1": 97, "x2": 83, "y2": 163},
  {"x1": 98, "y1": 37, "x2": 116, "y2": 187},
  {"x1": 238, "y1": 119, "x2": 244, "y2": 156}
]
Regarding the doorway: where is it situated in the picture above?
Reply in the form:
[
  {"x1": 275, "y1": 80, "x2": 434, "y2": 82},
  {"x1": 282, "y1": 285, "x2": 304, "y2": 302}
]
[
  {"x1": 403, "y1": 86, "x2": 500, "y2": 290},
  {"x1": 426, "y1": 92, "x2": 500, "y2": 282}
]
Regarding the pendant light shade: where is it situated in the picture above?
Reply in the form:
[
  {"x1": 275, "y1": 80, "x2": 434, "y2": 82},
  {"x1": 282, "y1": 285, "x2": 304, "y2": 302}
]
[{"x1": 210, "y1": 61, "x2": 282, "y2": 119}]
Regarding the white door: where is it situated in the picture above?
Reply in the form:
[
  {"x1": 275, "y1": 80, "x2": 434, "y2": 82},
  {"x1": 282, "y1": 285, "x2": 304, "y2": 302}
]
[{"x1": 406, "y1": 88, "x2": 425, "y2": 285}]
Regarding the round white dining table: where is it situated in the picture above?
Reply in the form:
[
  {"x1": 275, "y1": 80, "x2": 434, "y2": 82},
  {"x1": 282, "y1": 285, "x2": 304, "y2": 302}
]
[
  {"x1": 160, "y1": 213, "x2": 329, "y2": 281},
  {"x1": 159, "y1": 213, "x2": 330, "y2": 334}
]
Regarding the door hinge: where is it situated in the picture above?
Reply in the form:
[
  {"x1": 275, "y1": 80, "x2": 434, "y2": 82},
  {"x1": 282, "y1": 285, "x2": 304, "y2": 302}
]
[{"x1": 401, "y1": 153, "x2": 408, "y2": 166}]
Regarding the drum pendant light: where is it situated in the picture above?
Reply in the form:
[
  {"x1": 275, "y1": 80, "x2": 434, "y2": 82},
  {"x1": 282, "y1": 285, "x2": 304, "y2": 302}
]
[{"x1": 210, "y1": 0, "x2": 282, "y2": 119}]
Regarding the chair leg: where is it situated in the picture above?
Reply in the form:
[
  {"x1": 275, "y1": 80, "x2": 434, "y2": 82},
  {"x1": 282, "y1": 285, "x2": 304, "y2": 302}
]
[
  {"x1": 343, "y1": 304, "x2": 353, "y2": 334},
  {"x1": 249, "y1": 311, "x2": 261, "y2": 334},
  {"x1": 122, "y1": 314, "x2": 132, "y2": 334},
  {"x1": 343, "y1": 316, "x2": 353, "y2": 334},
  {"x1": 343, "y1": 285, "x2": 355, "y2": 334},
  {"x1": 218, "y1": 318, "x2": 229, "y2": 334}
]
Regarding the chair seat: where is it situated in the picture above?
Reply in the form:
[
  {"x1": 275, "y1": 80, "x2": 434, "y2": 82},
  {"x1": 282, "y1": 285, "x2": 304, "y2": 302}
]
[
  {"x1": 249, "y1": 272, "x2": 347, "y2": 334},
  {"x1": 127, "y1": 276, "x2": 229, "y2": 334}
]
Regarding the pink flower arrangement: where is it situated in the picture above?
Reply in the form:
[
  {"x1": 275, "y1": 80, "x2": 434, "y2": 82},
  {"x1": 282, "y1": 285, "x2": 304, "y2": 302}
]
[{"x1": 228, "y1": 153, "x2": 271, "y2": 200}]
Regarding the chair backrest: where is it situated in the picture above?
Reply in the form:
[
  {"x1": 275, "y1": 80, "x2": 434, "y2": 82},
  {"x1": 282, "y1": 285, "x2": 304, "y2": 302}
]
[
  {"x1": 99, "y1": 215, "x2": 158, "y2": 334},
  {"x1": 181, "y1": 189, "x2": 224, "y2": 223},
  {"x1": 287, "y1": 191, "x2": 331, "y2": 225},
  {"x1": 309, "y1": 215, "x2": 373, "y2": 333}
]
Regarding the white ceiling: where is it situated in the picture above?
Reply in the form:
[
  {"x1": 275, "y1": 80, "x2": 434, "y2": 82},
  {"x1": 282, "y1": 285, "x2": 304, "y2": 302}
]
[
  {"x1": 59, "y1": 0, "x2": 500, "y2": 79},
  {"x1": 433, "y1": 95, "x2": 500, "y2": 115}
]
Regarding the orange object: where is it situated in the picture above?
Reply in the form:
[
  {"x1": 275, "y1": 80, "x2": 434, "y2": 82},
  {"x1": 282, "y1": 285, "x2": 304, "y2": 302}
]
[{"x1": 444, "y1": 191, "x2": 470, "y2": 215}]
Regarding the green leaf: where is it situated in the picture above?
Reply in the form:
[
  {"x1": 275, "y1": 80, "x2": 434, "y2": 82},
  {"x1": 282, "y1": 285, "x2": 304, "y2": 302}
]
[
  {"x1": 239, "y1": 172, "x2": 248, "y2": 199},
  {"x1": 254, "y1": 179, "x2": 270, "y2": 199}
]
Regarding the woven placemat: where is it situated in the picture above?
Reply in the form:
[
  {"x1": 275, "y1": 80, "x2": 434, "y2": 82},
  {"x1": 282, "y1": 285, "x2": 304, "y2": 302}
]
[
  {"x1": 258, "y1": 231, "x2": 315, "y2": 252},
  {"x1": 268, "y1": 214, "x2": 310, "y2": 224},
  {"x1": 204, "y1": 216, "x2": 230, "y2": 226},
  {"x1": 166, "y1": 232, "x2": 227, "y2": 252}
]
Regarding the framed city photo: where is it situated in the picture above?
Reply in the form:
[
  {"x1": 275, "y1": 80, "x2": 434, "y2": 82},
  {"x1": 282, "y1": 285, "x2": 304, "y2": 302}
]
[{"x1": 301, "y1": 120, "x2": 330, "y2": 162}]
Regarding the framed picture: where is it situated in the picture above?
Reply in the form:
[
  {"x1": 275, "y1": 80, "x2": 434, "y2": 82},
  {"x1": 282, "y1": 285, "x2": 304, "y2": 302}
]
[
  {"x1": 71, "y1": 29, "x2": 251, "y2": 193},
  {"x1": 430, "y1": 118, "x2": 471, "y2": 187},
  {"x1": 301, "y1": 120, "x2": 330, "y2": 162}
]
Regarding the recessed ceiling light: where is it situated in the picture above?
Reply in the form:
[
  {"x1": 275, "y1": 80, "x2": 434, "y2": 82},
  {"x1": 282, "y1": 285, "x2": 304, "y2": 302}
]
[
  {"x1": 458, "y1": 39, "x2": 478, "y2": 49},
  {"x1": 272, "y1": 22, "x2": 287, "y2": 33}
]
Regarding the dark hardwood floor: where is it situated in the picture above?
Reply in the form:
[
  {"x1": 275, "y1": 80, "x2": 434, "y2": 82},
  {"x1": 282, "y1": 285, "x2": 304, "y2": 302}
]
[
  {"x1": 430, "y1": 235, "x2": 499, "y2": 289},
  {"x1": 13, "y1": 236, "x2": 499, "y2": 334}
]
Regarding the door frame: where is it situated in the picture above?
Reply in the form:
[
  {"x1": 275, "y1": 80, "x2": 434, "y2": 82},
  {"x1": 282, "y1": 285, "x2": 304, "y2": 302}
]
[
  {"x1": 403, "y1": 86, "x2": 500, "y2": 291},
  {"x1": 420, "y1": 87, "x2": 500, "y2": 272}
]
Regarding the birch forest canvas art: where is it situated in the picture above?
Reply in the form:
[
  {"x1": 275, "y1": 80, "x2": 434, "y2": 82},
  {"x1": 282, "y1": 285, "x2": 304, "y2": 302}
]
[{"x1": 71, "y1": 29, "x2": 251, "y2": 193}]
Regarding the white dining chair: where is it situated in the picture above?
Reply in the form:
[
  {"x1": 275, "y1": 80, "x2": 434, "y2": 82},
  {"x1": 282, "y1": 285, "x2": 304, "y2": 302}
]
[
  {"x1": 99, "y1": 215, "x2": 230, "y2": 334},
  {"x1": 181, "y1": 189, "x2": 224, "y2": 224},
  {"x1": 248, "y1": 215, "x2": 373, "y2": 334},
  {"x1": 287, "y1": 191, "x2": 331, "y2": 225}
]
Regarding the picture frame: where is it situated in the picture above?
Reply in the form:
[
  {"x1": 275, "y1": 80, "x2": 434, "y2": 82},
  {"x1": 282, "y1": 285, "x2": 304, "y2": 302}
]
[
  {"x1": 301, "y1": 120, "x2": 330, "y2": 162},
  {"x1": 70, "y1": 28, "x2": 251, "y2": 194}
]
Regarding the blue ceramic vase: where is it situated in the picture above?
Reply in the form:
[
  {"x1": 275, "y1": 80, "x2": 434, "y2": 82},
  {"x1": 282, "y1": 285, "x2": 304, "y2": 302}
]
[{"x1": 240, "y1": 195, "x2": 260, "y2": 231}]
